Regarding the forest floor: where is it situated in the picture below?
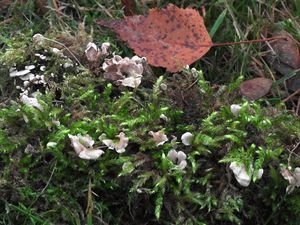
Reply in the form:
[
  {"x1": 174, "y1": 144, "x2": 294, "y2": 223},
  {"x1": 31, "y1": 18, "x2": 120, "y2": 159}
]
[{"x1": 0, "y1": 1, "x2": 300, "y2": 225}]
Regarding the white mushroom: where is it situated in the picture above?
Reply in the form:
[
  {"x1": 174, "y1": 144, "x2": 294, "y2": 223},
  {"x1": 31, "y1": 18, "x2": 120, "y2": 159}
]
[
  {"x1": 149, "y1": 130, "x2": 168, "y2": 146},
  {"x1": 35, "y1": 53, "x2": 47, "y2": 60},
  {"x1": 102, "y1": 55, "x2": 144, "y2": 88},
  {"x1": 101, "y1": 42, "x2": 110, "y2": 55},
  {"x1": 20, "y1": 95, "x2": 44, "y2": 111},
  {"x1": 52, "y1": 48, "x2": 62, "y2": 55},
  {"x1": 32, "y1": 33, "x2": 45, "y2": 45},
  {"x1": 257, "y1": 169, "x2": 264, "y2": 180},
  {"x1": 19, "y1": 73, "x2": 35, "y2": 81},
  {"x1": 120, "y1": 74, "x2": 142, "y2": 88},
  {"x1": 229, "y1": 162, "x2": 252, "y2": 187},
  {"x1": 159, "y1": 114, "x2": 168, "y2": 122},
  {"x1": 100, "y1": 132, "x2": 129, "y2": 153},
  {"x1": 230, "y1": 104, "x2": 242, "y2": 116},
  {"x1": 85, "y1": 42, "x2": 99, "y2": 62},
  {"x1": 181, "y1": 132, "x2": 194, "y2": 146},
  {"x1": 63, "y1": 62, "x2": 73, "y2": 68},
  {"x1": 167, "y1": 149, "x2": 187, "y2": 169},
  {"x1": 68, "y1": 134, "x2": 104, "y2": 160},
  {"x1": 25, "y1": 65, "x2": 35, "y2": 70},
  {"x1": 10, "y1": 69, "x2": 31, "y2": 77},
  {"x1": 46, "y1": 142, "x2": 57, "y2": 148},
  {"x1": 281, "y1": 167, "x2": 300, "y2": 194},
  {"x1": 160, "y1": 83, "x2": 168, "y2": 91}
]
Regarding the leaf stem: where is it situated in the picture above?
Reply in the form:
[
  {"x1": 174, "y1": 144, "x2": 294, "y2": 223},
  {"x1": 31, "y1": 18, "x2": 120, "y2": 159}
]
[{"x1": 199, "y1": 36, "x2": 287, "y2": 47}]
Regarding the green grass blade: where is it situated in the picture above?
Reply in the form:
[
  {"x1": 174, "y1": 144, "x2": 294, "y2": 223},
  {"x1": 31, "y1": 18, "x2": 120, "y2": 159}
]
[
  {"x1": 273, "y1": 70, "x2": 298, "y2": 86},
  {"x1": 87, "y1": 214, "x2": 93, "y2": 225},
  {"x1": 9, "y1": 203, "x2": 50, "y2": 225},
  {"x1": 209, "y1": 10, "x2": 227, "y2": 39}
]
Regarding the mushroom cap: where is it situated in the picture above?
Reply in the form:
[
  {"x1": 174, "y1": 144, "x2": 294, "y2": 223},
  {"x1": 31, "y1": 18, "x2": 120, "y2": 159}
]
[{"x1": 181, "y1": 132, "x2": 194, "y2": 146}]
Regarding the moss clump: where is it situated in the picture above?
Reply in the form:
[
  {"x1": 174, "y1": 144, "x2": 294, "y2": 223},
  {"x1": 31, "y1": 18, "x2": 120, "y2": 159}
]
[
  {"x1": 1, "y1": 1, "x2": 300, "y2": 224},
  {"x1": 1, "y1": 45, "x2": 299, "y2": 223}
]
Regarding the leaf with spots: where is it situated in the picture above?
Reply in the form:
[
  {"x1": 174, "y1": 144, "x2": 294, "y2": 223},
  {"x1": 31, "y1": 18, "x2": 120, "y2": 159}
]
[{"x1": 98, "y1": 4, "x2": 212, "y2": 72}]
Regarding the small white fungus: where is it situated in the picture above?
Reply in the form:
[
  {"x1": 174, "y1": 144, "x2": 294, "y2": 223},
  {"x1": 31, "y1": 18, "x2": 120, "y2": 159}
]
[
  {"x1": 120, "y1": 74, "x2": 142, "y2": 88},
  {"x1": 47, "y1": 142, "x2": 57, "y2": 148},
  {"x1": 167, "y1": 149, "x2": 187, "y2": 170},
  {"x1": 159, "y1": 114, "x2": 168, "y2": 122},
  {"x1": 85, "y1": 42, "x2": 99, "y2": 62},
  {"x1": 32, "y1": 33, "x2": 45, "y2": 45},
  {"x1": 257, "y1": 169, "x2": 264, "y2": 180},
  {"x1": 35, "y1": 53, "x2": 47, "y2": 60},
  {"x1": 230, "y1": 104, "x2": 242, "y2": 116},
  {"x1": 149, "y1": 130, "x2": 168, "y2": 146},
  {"x1": 181, "y1": 132, "x2": 194, "y2": 146},
  {"x1": 25, "y1": 65, "x2": 35, "y2": 70},
  {"x1": 281, "y1": 167, "x2": 300, "y2": 194},
  {"x1": 10, "y1": 69, "x2": 31, "y2": 77},
  {"x1": 68, "y1": 134, "x2": 104, "y2": 160},
  {"x1": 20, "y1": 73, "x2": 35, "y2": 81},
  {"x1": 52, "y1": 48, "x2": 60, "y2": 54},
  {"x1": 100, "y1": 132, "x2": 129, "y2": 153},
  {"x1": 160, "y1": 83, "x2": 168, "y2": 91},
  {"x1": 102, "y1": 55, "x2": 144, "y2": 88},
  {"x1": 229, "y1": 162, "x2": 252, "y2": 187},
  {"x1": 20, "y1": 95, "x2": 44, "y2": 111},
  {"x1": 63, "y1": 62, "x2": 73, "y2": 68},
  {"x1": 101, "y1": 42, "x2": 110, "y2": 55}
]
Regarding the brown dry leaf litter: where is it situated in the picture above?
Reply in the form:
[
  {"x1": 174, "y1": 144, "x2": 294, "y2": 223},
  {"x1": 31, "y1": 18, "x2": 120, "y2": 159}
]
[
  {"x1": 98, "y1": 4, "x2": 212, "y2": 72},
  {"x1": 240, "y1": 78, "x2": 273, "y2": 100},
  {"x1": 265, "y1": 30, "x2": 300, "y2": 91}
]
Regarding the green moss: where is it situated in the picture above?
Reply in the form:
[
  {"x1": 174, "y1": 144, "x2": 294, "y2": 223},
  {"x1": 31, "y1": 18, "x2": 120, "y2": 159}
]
[{"x1": 1, "y1": 0, "x2": 300, "y2": 224}]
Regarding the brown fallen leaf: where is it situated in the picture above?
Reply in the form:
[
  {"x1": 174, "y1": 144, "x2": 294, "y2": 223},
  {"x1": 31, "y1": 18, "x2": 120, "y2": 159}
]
[
  {"x1": 240, "y1": 78, "x2": 273, "y2": 100},
  {"x1": 267, "y1": 30, "x2": 300, "y2": 69},
  {"x1": 98, "y1": 4, "x2": 212, "y2": 72},
  {"x1": 265, "y1": 30, "x2": 300, "y2": 91}
]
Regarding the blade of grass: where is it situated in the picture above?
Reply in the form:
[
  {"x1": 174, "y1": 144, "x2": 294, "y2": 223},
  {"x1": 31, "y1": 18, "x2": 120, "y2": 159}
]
[
  {"x1": 9, "y1": 203, "x2": 50, "y2": 225},
  {"x1": 209, "y1": 9, "x2": 227, "y2": 39},
  {"x1": 273, "y1": 69, "x2": 299, "y2": 87},
  {"x1": 86, "y1": 177, "x2": 93, "y2": 225}
]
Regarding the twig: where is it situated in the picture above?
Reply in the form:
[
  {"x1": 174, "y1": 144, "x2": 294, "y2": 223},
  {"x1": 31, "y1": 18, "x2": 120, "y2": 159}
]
[
  {"x1": 28, "y1": 161, "x2": 57, "y2": 208},
  {"x1": 77, "y1": 6, "x2": 113, "y2": 13},
  {"x1": 52, "y1": 0, "x2": 61, "y2": 16},
  {"x1": 43, "y1": 37, "x2": 82, "y2": 66},
  {"x1": 197, "y1": 36, "x2": 287, "y2": 47},
  {"x1": 41, "y1": 163, "x2": 57, "y2": 193},
  {"x1": 283, "y1": 88, "x2": 300, "y2": 103},
  {"x1": 93, "y1": 216, "x2": 109, "y2": 225},
  {"x1": 261, "y1": 34, "x2": 276, "y2": 54},
  {"x1": 287, "y1": 142, "x2": 300, "y2": 168},
  {"x1": 93, "y1": 2, "x2": 114, "y2": 18},
  {"x1": 185, "y1": 78, "x2": 199, "y2": 91},
  {"x1": 296, "y1": 97, "x2": 300, "y2": 115}
]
